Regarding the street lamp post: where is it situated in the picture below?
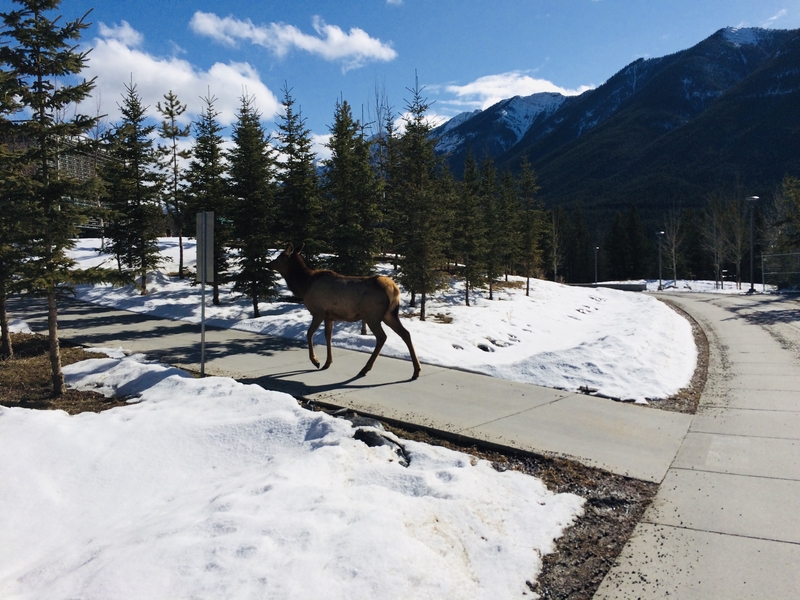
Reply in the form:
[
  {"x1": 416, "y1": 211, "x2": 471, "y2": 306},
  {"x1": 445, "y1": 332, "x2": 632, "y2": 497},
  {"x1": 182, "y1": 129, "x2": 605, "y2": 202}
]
[
  {"x1": 594, "y1": 246, "x2": 599, "y2": 286},
  {"x1": 746, "y1": 196, "x2": 760, "y2": 294},
  {"x1": 656, "y1": 231, "x2": 665, "y2": 291}
]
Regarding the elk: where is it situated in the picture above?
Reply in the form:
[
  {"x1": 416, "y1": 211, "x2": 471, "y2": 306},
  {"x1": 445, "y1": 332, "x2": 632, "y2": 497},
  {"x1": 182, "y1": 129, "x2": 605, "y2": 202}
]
[{"x1": 267, "y1": 243, "x2": 421, "y2": 380}]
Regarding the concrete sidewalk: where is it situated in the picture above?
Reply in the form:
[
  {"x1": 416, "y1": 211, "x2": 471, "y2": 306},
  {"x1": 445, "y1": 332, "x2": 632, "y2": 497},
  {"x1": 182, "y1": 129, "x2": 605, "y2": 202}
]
[
  {"x1": 596, "y1": 293, "x2": 800, "y2": 598},
  {"x1": 9, "y1": 296, "x2": 691, "y2": 484}
]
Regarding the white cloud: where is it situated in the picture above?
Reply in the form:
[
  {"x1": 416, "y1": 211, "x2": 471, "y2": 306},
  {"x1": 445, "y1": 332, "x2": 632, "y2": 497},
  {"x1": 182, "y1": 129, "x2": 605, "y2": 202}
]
[
  {"x1": 445, "y1": 71, "x2": 593, "y2": 110},
  {"x1": 84, "y1": 21, "x2": 280, "y2": 127},
  {"x1": 189, "y1": 12, "x2": 397, "y2": 72},
  {"x1": 763, "y1": 9, "x2": 788, "y2": 28}
]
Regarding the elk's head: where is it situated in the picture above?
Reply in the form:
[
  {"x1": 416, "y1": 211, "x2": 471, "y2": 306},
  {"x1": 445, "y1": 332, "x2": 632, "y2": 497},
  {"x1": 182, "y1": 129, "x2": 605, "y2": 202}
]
[{"x1": 266, "y1": 243, "x2": 303, "y2": 276}]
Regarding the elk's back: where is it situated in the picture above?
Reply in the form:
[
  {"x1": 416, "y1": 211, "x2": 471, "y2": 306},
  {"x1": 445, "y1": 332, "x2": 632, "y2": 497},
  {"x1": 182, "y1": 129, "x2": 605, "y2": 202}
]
[{"x1": 304, "y1": 274, "x2": 399, "y2": 322}]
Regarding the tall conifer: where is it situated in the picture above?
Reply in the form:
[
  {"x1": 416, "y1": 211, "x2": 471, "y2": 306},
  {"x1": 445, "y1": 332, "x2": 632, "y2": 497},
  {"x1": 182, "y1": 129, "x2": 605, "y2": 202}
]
[
  {"x1": 0, "y1": 0, "x2": 97, "y2": 395},
  {"x1": 229, "y1": 94, "x2": 278, "y2": 317},
  {"x1": 275, "y1": 84, "x2": 321, "y2": 262},
  {"x1": 322, "y1": 99, "x2": 382, "y2": 276},
  {"x1": 185, "y1": 94, "x2": 230, "y2": 305},
  {"x1": 156, "y1": 90, "x2": 191, "y2": 278},
  {"x1": 101, "y1": 82, "x2": 163, "y2": 294}
]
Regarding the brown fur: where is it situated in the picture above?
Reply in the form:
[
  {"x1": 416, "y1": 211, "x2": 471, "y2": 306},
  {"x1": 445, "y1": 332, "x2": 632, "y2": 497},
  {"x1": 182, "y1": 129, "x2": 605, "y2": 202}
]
[{"x1": 267, "y1": 243, "x2": 421, "y2": 379}]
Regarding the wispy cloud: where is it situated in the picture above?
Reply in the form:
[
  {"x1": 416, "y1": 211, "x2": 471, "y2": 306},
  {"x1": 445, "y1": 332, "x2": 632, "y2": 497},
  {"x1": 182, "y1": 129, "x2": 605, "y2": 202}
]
[
  {"x1": 445, "y1": 71, "x2": 593, "y2": 110},
  {"x1": 763, "y1": 8, "x2": 788, "y2": 28},
  {"x1": 85, "y1": 21, "x2": 280, "y2": 126},
  {"x1": 189, "y1": 12, "x2": 397, "y2": 72}
]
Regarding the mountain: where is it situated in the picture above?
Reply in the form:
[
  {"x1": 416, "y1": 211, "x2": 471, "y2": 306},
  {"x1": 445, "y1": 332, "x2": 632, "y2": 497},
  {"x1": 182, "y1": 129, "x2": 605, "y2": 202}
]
[{"x1": 433, "y1": 27, "x2": 800, "y2": 224}]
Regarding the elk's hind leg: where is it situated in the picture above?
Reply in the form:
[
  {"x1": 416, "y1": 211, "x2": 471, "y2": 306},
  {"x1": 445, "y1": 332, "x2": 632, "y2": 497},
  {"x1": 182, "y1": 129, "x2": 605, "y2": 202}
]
[
  {"x1": 384, "y1": 307, "x2": 421, "y2": 379},
  {"x1": 322, "y1": 319, "x2": 334, "y2": 369},
  {"x1": 357, "y1": 319, "x2": 387, "y2": 377},
  {"x1": 306, "y1": 314, "x2": 323, "y2": 368}
]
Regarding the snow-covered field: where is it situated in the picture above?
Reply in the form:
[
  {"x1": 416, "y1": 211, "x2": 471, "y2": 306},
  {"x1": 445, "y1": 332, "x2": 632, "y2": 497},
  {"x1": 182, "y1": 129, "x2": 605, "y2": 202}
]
[
  {"x1": 71, "y1": 238, "x2": 698, "y2": 402},
  {"x1": 0, "y1": 237, "x2": 711, "y2": 598}
]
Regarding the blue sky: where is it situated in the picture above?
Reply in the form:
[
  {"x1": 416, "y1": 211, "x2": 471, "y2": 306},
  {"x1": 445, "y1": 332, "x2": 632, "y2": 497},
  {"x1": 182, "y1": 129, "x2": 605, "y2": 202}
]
[{"x1": 43, "y1": 0, "x2": 800, "y2": 155}]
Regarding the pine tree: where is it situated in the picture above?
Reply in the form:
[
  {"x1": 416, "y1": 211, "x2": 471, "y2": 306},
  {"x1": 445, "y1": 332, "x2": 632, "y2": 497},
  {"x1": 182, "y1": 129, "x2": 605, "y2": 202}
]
[
  {"x1": 101, "y1": 82, "x2": 164, "y2": 294},
  {"x1": 275, "y1": 84, "x2": 321, "y2": 263},
  {"x1": 322, "y1": 98, "x2": 382, "y2": 276},
  {"x1": 1, "y1": 0, "x2": 97, "y2": 395},
  {"x1": 0, "y1": 68, "x2": 27, "y2": 358},
  {"x1": 480, "y1": 157, "x2": 503, "y2": 300},
  {"x1": 517, "y1": 157, "x2": 543, "y2": 295},
  {"x1": 498, "y1": 169, "x2": 522, "y2": 280},
  {"x1": 605, "y1": 211, "x2": 629, "y2": 280},
  {"x1": 453, "y1": 151, "x2": 486, "y2": 306},
  {"x1": 228, "y1": 94, "x2": 278, "y2": 317},
  {"x1": 156, "y1": 90, "x2": 191, "y2": 278},
  {"x1": 185, "y1": 94, "x2": 230, "y2": 305},
  {"x1": 395, "y1": 76, "x2": 449, "y2": 320}
]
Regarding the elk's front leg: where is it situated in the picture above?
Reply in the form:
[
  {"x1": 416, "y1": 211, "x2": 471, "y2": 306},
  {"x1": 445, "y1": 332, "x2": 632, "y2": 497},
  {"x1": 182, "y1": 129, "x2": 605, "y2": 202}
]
[
  {"x1": 322, "y1": 319, "x2": 334, "y2": 369},
  {"x1": 307, "y1": 314, "x2": 323, "y2": 368}
]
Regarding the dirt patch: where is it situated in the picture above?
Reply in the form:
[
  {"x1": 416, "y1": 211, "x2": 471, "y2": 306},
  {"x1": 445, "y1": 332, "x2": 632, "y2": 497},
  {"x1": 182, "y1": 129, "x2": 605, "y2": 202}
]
[
  {"x1": 644, "y1": 298, "x2": 709, "y2": 414},
  {"x1": 0, "y1": 333, "x2": 128, "y2": 414}
]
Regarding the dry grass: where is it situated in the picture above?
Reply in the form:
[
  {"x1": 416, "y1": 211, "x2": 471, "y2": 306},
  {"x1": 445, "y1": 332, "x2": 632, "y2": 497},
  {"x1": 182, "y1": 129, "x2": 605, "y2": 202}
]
[{"x1": 0, "y1": 333, "x2": 129, "y2": 414}]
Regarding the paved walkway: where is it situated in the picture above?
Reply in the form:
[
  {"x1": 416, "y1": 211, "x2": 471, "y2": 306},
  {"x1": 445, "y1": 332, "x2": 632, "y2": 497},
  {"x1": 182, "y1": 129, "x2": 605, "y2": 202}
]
[
  {"x1": 596, "y1": 293, "x2": 800, "y2": 598},
  {"x1": 8, "y1": 296, "x2": 690, "y2": 483}
]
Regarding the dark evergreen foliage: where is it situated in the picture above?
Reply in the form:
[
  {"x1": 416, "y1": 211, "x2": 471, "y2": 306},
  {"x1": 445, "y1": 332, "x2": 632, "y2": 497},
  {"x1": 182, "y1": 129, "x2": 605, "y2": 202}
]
[
  {"x1": 156, "y1": 90, "x2": 191, "y2": 279},
  {"x1": 185, "y1": 94, "x2": 231, "y2": 305},
  {"x1": 228, "y1": 94, "x2": 279, "y2": 317},
  {"x1": 0, "y1": 0, "x2": 97, "y2": 395},
  {"x1": 453, "y1": 151, "x2": 486, "y2": 305},
  {"x1": 101, "y1": 82, "x2": 164, "y2": 294},
  {"x1": 275, "y1": 84, "x2": 321, "y2": 263},
  {"x1": 321, "y1": 99, "x2": 382, "y2": 276}
]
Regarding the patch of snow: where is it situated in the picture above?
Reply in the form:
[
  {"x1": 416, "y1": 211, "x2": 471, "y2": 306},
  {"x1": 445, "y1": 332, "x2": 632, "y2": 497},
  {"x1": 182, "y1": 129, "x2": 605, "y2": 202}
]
[
  {"x1": 723, "y1": 26, "x2": 763, "y2": 47},
  {"x1": 0, "y1": 355, "x2": 584, "y2": 598}
]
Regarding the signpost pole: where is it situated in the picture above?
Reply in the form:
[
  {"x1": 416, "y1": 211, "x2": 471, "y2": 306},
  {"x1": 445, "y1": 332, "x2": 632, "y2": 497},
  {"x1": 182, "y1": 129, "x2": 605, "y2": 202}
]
[{"x1": 196, "y1": 212, "x2": 214, "y2": 377}]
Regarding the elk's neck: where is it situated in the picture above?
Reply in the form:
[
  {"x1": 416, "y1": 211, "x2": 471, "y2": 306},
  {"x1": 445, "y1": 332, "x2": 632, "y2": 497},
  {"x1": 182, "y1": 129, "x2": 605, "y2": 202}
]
[{"x1": 283, "y1": 260, "x2": 314, "y2": 299}]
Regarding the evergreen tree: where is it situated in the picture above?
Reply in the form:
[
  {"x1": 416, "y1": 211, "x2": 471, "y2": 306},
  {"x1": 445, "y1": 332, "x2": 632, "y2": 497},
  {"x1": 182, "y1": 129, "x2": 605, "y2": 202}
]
[
  {"x1": 0, "y1": 0, "x2": 97, "y2": 395},
  {"x1": 101, "y1": 82, "x2": 164, "y2": 294},
  {"x1": 546, "y1": 207, "x2": 569, "y2": 282},
  {"x1": 275, "y1": 84, "x2": 321, "y2": 263},
  {"x1": 626, "y1": 205, "x2": 651, "y2": 279},
  {"x1": 605, "y1": 211, "x2": 629, "y2": 280},
  {"x1": 565, "y1": 207, "x2": 593, "y2": 283},
  {"x1": 228, "y1": 94, "x2": 278, "y2": 317},
  {"x1": 480, "y1": 157, "x2": 503, "y2": 300},
  {"x1": 498, "y1": 169, "x2": 522, "y2": 279},
  {"x1": 0, "y1": 68, "x2": 27, "y2": 358},
  {"x1": 322, "y1": 98, "x2": 382, "y2": 276},
  {"x1": 518, "y1": 157, "x2": 544, "y2": 295},
  {"x1": 156, "y1": 90, "x2": 191, "y2": 278},
  {"x1": 453, "y1": 151, "x2": 486, "y2": 306},
  {"x1": 395, "y1": 77, "x2": 450, "y2": 320},
  {"x1": 185, "y1": 94, "x2": 231, "y2": 305}
]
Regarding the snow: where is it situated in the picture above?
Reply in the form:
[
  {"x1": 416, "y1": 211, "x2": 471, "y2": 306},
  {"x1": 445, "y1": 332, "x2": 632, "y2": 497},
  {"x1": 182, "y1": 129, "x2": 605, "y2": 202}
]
[
  {"x1": 0, "y1": 238, "x2": 713, "y2": 597},
  {"x1": 68, "y1": 238, "x2": 697, "y2": 402},
  {"x1": 0, "y1": 355, "x2": 584, "y2": 598},
  {"x1": 722, "y1": 26, "x2": 762, "y2": 47}
]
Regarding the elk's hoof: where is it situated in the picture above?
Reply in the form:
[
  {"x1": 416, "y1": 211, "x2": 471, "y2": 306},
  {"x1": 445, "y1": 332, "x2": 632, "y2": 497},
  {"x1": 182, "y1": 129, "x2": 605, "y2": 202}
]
[
  {"x1": 311, "y1": 359, "x2": 320, "y2": 369},
  {"x1": 322, "y1": 362, "x2": 332, "y2": 370},
  {"x1": 412, "y1": 370, "x2": 420, "y2": 380},
  {"x1": 356, "y1": 369, "x2": 368, "y2": 378}
]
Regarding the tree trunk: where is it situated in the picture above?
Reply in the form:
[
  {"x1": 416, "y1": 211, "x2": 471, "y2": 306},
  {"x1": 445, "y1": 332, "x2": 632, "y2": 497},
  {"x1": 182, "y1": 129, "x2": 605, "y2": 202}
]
[
  {"x1": 361, "y1": 320, "x2": 367, "y2": 335},
  {"x1": 252, "y1": 290, "x2": 260, "y2": 318},
  {"x1": 178, "y1": 230, "x2": 184, "y2": 279},
  {"x1": 526, "y1": 275, "x2": 530, "y2": 297},
  {"x1": 420, "y1": 291, "x2": 426, "y2": 321},
  {"x1": 0, "y1": 283, "x2": 12, "y2": 359},
  {"x1": 48, "y1": 290, "x2": 65, "y2": 397},
  {"x1": 489, "y1": 280, "x2": 494, "y2": 301}
]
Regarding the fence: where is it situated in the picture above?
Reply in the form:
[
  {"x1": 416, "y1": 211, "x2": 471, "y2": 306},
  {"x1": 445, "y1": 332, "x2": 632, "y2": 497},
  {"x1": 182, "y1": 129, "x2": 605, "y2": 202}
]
[{"x1": 762, "y1": 253, "x2": 800, "y2": 290}]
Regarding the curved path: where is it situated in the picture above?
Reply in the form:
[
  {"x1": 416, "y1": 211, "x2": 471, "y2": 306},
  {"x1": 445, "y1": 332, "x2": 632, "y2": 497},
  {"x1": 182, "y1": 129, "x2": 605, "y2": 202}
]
[{"x1": 596, "y1": 292, "x2": 800, "y2": 598}]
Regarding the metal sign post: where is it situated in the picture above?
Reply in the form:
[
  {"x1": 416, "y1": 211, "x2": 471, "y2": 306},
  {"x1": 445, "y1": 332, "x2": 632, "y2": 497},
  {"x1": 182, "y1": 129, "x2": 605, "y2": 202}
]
[{"x1": 196, "y1": 212, "x2": 214, "y2": 376}]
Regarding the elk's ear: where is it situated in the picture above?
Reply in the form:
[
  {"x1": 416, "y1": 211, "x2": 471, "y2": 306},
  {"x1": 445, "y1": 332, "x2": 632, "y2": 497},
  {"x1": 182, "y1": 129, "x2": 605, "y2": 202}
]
[{"x1": 285, "y1": 243, "x2": 294, "y2": 255}]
